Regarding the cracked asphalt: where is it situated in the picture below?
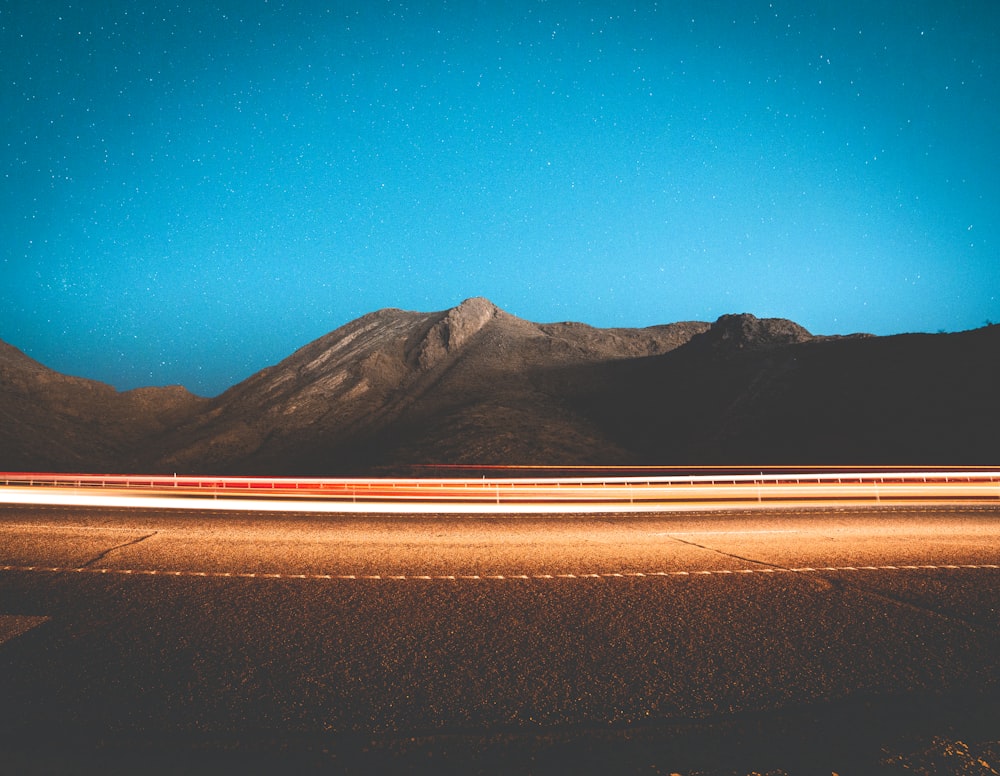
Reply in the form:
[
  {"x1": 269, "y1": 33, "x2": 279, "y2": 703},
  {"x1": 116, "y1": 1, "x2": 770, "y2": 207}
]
[{"x1": 1, "y1": 504, "x2": 998, "y2": 774}]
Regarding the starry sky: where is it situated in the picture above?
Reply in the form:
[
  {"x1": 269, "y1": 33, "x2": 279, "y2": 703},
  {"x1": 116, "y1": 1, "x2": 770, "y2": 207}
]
[{"x1": 2, "y1": 1, "x2": 998, "y2": 396}]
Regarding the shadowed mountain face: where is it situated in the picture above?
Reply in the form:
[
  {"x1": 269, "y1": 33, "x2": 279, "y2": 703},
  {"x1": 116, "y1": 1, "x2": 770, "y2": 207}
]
[
  {"x1": 556, "y1": 320, "x2": 999, "y2": 466},
  {"x1": 2, "y1": 298, "x2": 997, "y2": 474},
  {"x1": 0, "y1": 340, "x2": 207, "y2": 473}
]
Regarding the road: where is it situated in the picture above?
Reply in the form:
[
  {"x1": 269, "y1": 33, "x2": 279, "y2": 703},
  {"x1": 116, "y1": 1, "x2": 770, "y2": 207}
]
[{"x1": 1, "y1": 503, "x2": 999, "y2": 774}]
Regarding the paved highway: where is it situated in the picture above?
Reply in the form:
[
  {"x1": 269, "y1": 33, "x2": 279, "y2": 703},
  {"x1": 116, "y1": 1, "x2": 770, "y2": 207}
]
[{"x1": 1, "y1": 503, "x2": 999, "y2": 774}]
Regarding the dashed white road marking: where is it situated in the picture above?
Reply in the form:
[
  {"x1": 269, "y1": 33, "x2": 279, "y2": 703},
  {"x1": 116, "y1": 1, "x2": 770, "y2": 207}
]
[{"x1": 0, "y1": 563, "x2": 998, "y2": 581}]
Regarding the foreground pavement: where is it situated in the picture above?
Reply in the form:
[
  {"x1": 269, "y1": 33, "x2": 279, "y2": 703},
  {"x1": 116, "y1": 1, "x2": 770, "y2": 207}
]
[{"x1": 1, "y1": 504, "x2": 998, "y2": 774}]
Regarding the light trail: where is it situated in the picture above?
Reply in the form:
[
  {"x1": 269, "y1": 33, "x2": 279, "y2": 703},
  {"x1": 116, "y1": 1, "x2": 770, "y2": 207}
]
[{"x1": 0, "y1": 469, "x2": 998, "y2": 513}]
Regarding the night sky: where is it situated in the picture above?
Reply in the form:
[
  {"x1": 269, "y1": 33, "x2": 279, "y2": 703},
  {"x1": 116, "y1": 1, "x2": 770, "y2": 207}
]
[{"x1": 3, "y1": 1, "x2": 998, "y2": 396}]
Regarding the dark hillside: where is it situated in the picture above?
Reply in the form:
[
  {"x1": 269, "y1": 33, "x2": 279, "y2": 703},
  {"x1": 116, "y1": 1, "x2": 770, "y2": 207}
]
[
  {"x1": 563, "y1": 320, "x2": 1000, "y2": 465},
  {"x1": 0, "y1": 340, "x2": 206, "y2": 472}
]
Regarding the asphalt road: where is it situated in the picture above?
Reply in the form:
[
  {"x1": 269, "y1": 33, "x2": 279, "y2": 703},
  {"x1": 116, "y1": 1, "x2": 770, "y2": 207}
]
[{"x1": 1, "y1": 504, "x2": 999, "y2": 774}]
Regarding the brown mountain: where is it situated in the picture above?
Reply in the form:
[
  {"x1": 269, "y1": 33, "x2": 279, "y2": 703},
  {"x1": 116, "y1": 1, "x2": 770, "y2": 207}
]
[
  {"x1": 0, "y1": 339, "x2": 206, "y2": 473},
  {"x1": 147, "y1": 297, "x2": 709, "y2": 474},
  {"x1": 1, "y1": 298, "x2": 997, "y2": 474}
]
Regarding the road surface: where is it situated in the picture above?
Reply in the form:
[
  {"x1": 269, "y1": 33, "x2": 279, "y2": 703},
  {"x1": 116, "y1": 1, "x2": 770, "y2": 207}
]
[{"x1": 1, "y1": 503, "x2": 999, "y2": 774}]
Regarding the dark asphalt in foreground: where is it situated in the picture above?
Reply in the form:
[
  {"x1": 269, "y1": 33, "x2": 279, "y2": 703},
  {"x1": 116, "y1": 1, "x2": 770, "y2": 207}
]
[{"x1": 1, "y1": 504, "x2": 998, "y2": 774}]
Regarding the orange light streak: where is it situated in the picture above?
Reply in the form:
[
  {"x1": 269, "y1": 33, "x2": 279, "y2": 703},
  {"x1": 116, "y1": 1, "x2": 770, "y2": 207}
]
[{"x1": 1, "y1": 470, "x2": 998, "y2": 513}]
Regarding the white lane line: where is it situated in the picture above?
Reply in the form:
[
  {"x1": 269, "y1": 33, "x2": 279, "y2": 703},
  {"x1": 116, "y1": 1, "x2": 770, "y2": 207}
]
[{"x1": 1, "y1": 564, "x2": 998, "y2": 580}]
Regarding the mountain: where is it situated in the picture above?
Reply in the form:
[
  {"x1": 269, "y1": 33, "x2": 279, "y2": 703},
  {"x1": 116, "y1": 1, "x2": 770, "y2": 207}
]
[
  {"x1": 147, "y1": 297, "x2": 709, "y2": 474},
  {"x1": 557, "y1": 316, "x2": 999, "y2": 465},
  {"x1": 0, "y1": 339, "x2": 206, "y2": 472},
  {"x1": 1, "y1": 298, "x2": 997, "y2": 474}
]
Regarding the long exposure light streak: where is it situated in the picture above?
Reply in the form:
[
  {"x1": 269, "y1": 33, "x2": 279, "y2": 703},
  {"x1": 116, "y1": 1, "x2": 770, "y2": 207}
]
[{"x1": 1, "y1": 470, "x2": 997, "y2": 513}]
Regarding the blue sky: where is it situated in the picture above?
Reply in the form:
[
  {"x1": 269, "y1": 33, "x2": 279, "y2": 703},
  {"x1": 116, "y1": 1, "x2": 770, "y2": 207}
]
[{"x1": 2, "y1": 0, "x2": 998, "y2": 396}]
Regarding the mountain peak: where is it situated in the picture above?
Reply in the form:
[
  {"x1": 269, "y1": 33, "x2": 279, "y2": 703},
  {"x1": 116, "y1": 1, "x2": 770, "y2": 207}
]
[
  {"x1": 416, "y1": 297, "x2": 501, "y2": 370},
  {"x1": 693, "y1": 313, "x2": 813, "y2": 352},
  {"x1": 455, "y1": 296, "x2": 500, "y2": 314}
]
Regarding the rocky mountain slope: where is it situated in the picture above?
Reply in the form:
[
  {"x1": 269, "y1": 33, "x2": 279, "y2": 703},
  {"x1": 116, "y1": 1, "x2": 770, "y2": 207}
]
[
  {"x1": 146, "y1": 297, "x2": 710, "y2": 473},
  {"x1": 0, "y1": 339, "x2": 207, "y2": 472},
  {"x1": 1, "y1": 298, "x2": 997, "y2": 474}
]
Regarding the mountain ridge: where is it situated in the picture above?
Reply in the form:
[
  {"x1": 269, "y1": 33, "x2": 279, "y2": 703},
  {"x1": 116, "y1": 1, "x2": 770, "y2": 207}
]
[{"x1": 2, "y1": 298, "x2": 997, "y2": 474}]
